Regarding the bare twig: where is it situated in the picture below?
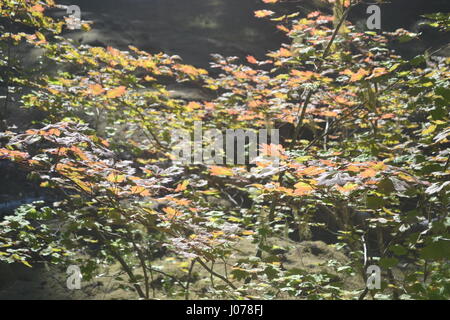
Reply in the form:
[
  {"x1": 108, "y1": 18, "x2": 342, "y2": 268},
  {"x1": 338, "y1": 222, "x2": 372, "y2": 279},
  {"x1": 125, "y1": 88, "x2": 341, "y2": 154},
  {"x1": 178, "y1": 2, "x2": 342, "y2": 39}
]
[
  {"x1": 195, "y1": 257, "x2": 237, "y2": 290},
  {"x1": 185, "y1": 258, "x2": 196, "y2": 300}
]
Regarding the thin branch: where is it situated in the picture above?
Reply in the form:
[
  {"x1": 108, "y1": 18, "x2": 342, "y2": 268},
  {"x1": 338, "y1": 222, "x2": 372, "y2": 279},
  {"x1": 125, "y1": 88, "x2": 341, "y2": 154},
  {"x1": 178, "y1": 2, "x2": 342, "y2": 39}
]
[
  {"x1": 132, "y1": 240, "x2": 150, "y2": 300},
  {"x1": 268, "y1": 2, "x2": 356, "y2": 223},
  {"x1": 185, "y1": 258, "x2": 196, "y2": 300},
  {"x1": 145, "y1": 266, "x2": 187, "y2": 289},
  {"x1": 358, "y1": 234, "x2": 369, "y2": 300},
  {"x1": 195, "y1": 257, "x2": 237, "y2": 290}
]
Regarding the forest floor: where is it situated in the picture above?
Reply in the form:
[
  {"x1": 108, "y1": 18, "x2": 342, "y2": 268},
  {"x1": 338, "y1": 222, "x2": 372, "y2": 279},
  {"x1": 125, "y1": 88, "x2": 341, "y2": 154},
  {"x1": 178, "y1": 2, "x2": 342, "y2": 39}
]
[{"x1": 0, "y1": 237, "x2": 364, "y2": 300}]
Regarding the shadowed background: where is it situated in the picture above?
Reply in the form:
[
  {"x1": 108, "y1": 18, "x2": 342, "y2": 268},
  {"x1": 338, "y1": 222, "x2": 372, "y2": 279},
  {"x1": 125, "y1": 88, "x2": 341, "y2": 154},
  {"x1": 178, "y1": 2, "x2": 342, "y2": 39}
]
[{"x1": 56, "y1": 0, "x2": 450, "y2": 67}]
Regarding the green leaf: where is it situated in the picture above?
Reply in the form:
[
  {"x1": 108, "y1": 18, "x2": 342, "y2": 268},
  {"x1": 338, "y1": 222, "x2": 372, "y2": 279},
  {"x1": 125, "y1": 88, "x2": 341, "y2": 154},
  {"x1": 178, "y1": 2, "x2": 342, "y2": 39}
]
[
  {"x1": 379, "y1": 257, "x2": 398, "y2": 268},
  {"x1": 421, "y1": 241, "x2": 450, "y2": 260}
]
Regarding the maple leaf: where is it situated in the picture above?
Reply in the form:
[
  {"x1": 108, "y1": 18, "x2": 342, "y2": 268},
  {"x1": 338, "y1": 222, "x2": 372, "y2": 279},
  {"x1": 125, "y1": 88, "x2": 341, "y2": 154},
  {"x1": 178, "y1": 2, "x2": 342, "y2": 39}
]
[
  {"x1": 130, "y1": 186, "x2": 151, "y2": 196},
  {"x1": 276, "y1": 25, "x2": 290, "y2": 33},
  {"x1": 186, "y1": 101, "x2": 202, "y2": 112},
  {"x1": 70, "y1": 146, "x2": 89, "y2": 161},
  {"x1": 341, "y1": 68, "x2": 370, "y2": 82},
  {"x1": 107, "y1": 173, "x2": 126, "y2": 183},
  {"x1": 366, "y1": 67, "x2": 388, "y2": 80},
  {"x1": 163, "y1": 207, "x2": 183, "y2": 219},
  {"x1": 175, "y1": 180, "x2": 189, "y2": 192},
  {"x1": 209, "y1": 165, "x2": 233, "y2": 176},
  {"x1": 297, "y1": 166, "x2": 326, "y2": 176},
  {"x1": 277, "y1": 48, "x2": 292, "y2": 57},
  {"x1": 359, "y1": 168, "x2": 378, "y2": 179},
  {"x1": 106, "y1": 86, "x2": 127, "y2": 99},
  {"x1": 254, "y1": 10, "x2": 275, "y2": 18},
  {"x1": 260, "y1": 143, "x2": 287, "y2": 160},
  {"x1": 87, "y1": 84, "x2": 105, "y2": 96},
  {"x1": 291, "y1": 70, "x2": 318, "y2": 81},
  {"x1": 246, "y1": 55, "x2": 258, "y2": 64},
  {"x1": 175, "y1": 64, "x2": 208, "y2": 77},
  {"x1": 293, "y1": 182, "x2": 314, "y2": 196},
  {"x1": 347, "y1": 164, "x2": 362, "y2": 173},
  {"x1": 107, "y1": 46, "x2": 121, "y2": 57},
  {"x1": 307, "y1": 11, "x2": 321, "y2": 19},
  {"x1": 0, "y1": 148, "x2": 29, "y2": 161},
  {"x1": 335, "y1": 183, "x2": 359, "y2": 194},
  {"x1": 31, "y1": 4, "x2": 45, "y2": 13}
]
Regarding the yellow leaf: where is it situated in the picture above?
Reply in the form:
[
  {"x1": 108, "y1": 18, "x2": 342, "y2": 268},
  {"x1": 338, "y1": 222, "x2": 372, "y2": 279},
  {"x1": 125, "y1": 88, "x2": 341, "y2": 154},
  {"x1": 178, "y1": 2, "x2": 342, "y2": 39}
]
[
  {"x1": 163, "y1": 207, "x2": 183, "y2": 219},
  {"x1": 130, "y1": 186, "x2": 150, "y2": 196},
  {"x1": 72, "y1": 178, "x2": 92, "y2": 193},
  {"x1": 335, "y1": 183, "x2": 358, "y2": 194},
  {"x1": 185, "y1": 101, "x2": 202, "y2": 112},
  {"x1": 212, "y1": 231, "x2": 225, "y2": 238},
  {"x1": 293, "y1": 182, "x2": 314, "y2": 195},
  {"x1": 297, "y1": 166, "x2": 325, "y2": 176},
  {"x1": 21, "y1": 260, "x2": 32, "y2": 268},
  {"x1": 35, "y1": 32, "x2": 46, "y2": 42},
  {"x1": 107, "y1": 173, "x2": 125, "y2": 183},
  {"x1": 175, "y1": 180, "x2": 189, "y2": 192},
  {"x1": 422, "y1": 124, "x2": 437, "y2": 136}
]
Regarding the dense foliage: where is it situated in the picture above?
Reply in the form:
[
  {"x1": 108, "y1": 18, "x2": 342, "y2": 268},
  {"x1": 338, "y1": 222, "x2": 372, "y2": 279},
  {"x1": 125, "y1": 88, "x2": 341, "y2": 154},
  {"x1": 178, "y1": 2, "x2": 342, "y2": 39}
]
[{"x1": 0, "y1": 0, "x2": 449, "y2": 299}]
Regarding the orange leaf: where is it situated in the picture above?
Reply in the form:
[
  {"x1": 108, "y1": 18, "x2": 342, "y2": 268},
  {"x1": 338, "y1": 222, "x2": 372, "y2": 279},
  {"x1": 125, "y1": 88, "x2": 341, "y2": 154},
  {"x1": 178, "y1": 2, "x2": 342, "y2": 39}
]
[
  {"x1": 293, "y1": 182, "x2": 314, "y2": 196},
  {"x1": 254, "y1": 10, "x2": 274, "y2": 18},
  {"x1": 88, "y1": 84, "x2": 105, "y2": 96},
  {"x1": 209, "y1": 165, "x2": 233, "y2": 176},
  {"x1": 360, "y1": 168, "x2": 377, "y2": 178},
  {"x1": 106, "y1": 86, "x2": 127, "y2": 99},
  {"x1": 31, "y1": 4, "x2": 45, "y2": 13},
  {"x1": 246, "y1": 55, "x2": 258, "y2": 64},
  {"x1": 131, "y1": 186, "x2": 151, "y2": 196},
  {"x1": 107, "y1": 46, "x2": 121, "y2": 57},
  {"x1": 366, "y1": 67, "x2": 388, "y2": 80},
  {"x1": 48, "y1": 128, "x2": 61, "y2": 136},
  {"x1": 341, "y1": 68, "x2": 369, "y2": 82},
  {"x1": 185, "y1": 101, "x2": 202, "y2": 112},
  {"x1": 70, "y1": 146, "x2": 89, "y2": 161},
  {"x1": 163, "y1": 207, "x2": 183, "y2": 219},
  {"x1": 175, "y1": 180, "x2": 189, "y2": 192}
]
